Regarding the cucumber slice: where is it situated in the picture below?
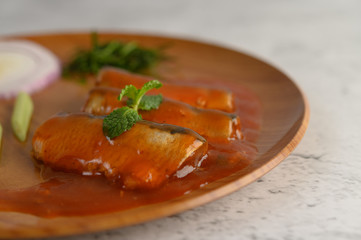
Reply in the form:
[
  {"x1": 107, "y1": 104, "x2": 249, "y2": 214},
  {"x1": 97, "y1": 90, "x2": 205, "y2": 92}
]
[
  {"x1": 11, "y1": 92, "x2": 34, "y2": 142},
  {"x1": 0, "y1": 123, "x2": 2, "y2": 147}
]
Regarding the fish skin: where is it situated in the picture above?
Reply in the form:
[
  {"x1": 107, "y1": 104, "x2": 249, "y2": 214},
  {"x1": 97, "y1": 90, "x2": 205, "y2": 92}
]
[
  {"x1": 97, "y1": 67, "x2": 235, "y2": 112},
  {"x1": 32, "y1": 113, "x2": 208, "y2": 190},
  {"x1": 83, "y1": 87, "x2": 242, "y2": 143}
]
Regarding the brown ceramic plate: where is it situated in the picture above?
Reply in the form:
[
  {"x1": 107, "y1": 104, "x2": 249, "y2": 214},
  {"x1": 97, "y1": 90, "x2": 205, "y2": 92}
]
[{"x1": 0, "y1": 33, "x2": 309, "y2": 238}]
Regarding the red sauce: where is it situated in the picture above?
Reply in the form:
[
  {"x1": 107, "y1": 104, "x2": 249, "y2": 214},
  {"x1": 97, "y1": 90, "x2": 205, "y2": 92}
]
[{"x1": 0, "y1": 79, "x2": 261, "y2": 218}]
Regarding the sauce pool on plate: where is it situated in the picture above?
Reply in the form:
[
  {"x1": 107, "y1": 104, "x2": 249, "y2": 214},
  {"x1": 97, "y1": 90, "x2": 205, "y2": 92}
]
[{"x1": 0, "y1": 79, "x2": 261, "y2": 218}]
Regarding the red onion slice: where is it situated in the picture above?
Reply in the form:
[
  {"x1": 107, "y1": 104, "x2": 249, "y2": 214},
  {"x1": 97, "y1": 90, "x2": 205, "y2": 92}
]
[{"x1": 0, "y1": 40, "x2": 60, "y2": 98}]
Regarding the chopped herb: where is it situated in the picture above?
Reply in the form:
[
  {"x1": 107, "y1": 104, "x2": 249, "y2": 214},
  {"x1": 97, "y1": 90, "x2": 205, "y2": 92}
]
[
  {"x1": 63, "y1": 32, "x2": 165, "y2": 79},
  {"x1": 103, "y1": 80, "x2": 163, "y2": 138}
]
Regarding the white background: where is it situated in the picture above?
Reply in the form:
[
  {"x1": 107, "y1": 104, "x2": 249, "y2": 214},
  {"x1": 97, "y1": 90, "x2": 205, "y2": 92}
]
[{"x1": 1, "y1": 1, "x2": 361, "y2": 239}]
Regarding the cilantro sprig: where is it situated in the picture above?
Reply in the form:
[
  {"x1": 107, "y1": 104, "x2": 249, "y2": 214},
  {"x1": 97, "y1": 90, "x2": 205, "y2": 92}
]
[
  {"x1": 103, "y1": 80, "x2": 163, "y2": 138},
  {"x1": 63, "y1": 32, "x2": 165, "y2": 79}
]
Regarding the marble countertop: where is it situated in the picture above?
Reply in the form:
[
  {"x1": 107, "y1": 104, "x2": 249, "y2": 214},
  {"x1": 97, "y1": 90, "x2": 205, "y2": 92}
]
[{"x1": 1, "y1": 0, "x2": 360, "y2": 239}]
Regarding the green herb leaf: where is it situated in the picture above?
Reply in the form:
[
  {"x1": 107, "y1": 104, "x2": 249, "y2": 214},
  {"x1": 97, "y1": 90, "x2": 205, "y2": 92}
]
[
  {"x1": 103, "y1": 80, "x2": 163, "y2": 138},
  {"x1": 127, "y1": 94, "x2": 163, "y2": 111},
  {"x1": 103, "y1": 107, "x2": 141, "y2": 139},
  {"x1": 140, "y1": 80, "x2": 163, "y2": 93},
  {"x1": 120, "y1": 80, "x2": 163, "y2": 111},
  {"x1": 63, "y1": 33, "x2": 166, "y2": 79},
  {"x1": 117, "y1": 85, "x2": 138, "y2": 102}
]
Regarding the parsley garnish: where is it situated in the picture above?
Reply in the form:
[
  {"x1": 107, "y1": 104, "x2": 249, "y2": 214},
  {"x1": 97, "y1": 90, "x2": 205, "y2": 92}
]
[
  {"x1": 103, "y1": 80, "x2": 163, "y2": 138},
  {"x1": 63, "y1": 32, "x2": 165, "y2": 78}
]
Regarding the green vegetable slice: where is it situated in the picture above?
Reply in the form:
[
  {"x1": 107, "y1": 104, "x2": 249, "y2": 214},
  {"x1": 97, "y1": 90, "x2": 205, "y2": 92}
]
[
  {"x1": 0, "y1": 123, "x2": 2, "y2": 147},
  {"x1": 11, "y1": 92, "x2": 34, "y2": 142}
]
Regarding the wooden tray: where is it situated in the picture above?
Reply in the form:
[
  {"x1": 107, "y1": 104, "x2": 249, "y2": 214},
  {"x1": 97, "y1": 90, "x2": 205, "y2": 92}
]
[{"x1": 0, "y1": 33, "x2": 309, "y2": 238}]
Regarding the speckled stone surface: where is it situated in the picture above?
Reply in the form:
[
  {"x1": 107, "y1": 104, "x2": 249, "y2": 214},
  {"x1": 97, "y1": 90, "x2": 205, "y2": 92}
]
[{"x1": 1, "y1": 0, "x2": 361, "y2": 239}]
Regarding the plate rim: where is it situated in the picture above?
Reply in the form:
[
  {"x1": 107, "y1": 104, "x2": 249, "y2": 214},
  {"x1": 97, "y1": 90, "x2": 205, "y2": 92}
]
[{"x1": 0, "y1": 31, "x2": 310, "y2": 239}]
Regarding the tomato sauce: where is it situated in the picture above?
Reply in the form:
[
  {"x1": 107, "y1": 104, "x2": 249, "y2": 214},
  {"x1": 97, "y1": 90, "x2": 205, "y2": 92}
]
[{"x1": 0, "y1": 79, "x2": 261, "y2": 218}]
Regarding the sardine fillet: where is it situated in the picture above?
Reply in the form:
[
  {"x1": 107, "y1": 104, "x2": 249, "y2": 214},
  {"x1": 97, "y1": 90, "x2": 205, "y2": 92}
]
[
  {"x1": 32, "y1": 113, "x2": 207, "y2": 189},
  {"x1": 97, "y1": 67, "x2": 235, "y2": 112},
  {"x1": 83, "y1": 87, "x2": 242, "y2": 142}
]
